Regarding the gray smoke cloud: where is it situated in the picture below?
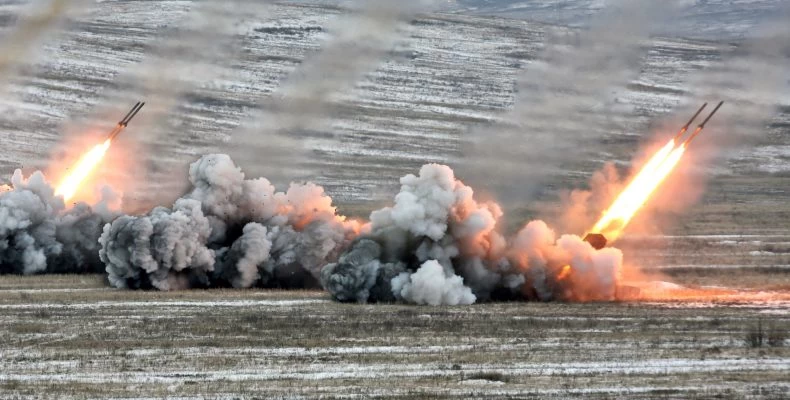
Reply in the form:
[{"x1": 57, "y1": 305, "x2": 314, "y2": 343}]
[
  {"x1": 0, "y1": 169, "x2": 118, "y2": 275},
  {"x1": 99, "y1": 154, "x2": 359, "y2": 290},
  {"x1": 321, "y1": 164, "x2": 622, "y2": 305},
  {"x1": 230, "y1": 0, "x2": 435, "y2": 184},
  {"x1": 459, "y1": 0, "x2": 679, "y2": 205}
]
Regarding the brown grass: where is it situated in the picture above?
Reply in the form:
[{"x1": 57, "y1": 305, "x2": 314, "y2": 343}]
[{"x1": 0, "y1": 273, "x2": 788, "y2": 399}]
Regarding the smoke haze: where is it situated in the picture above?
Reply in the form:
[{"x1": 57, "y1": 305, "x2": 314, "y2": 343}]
[
  {"x1": 230, "y1": 0, "x2": 434, "y2": 185},
  {"x1": 460, "y1": 0, "x2": 680, "y2": 207},
  {"x1": 0, "y1": 0, "x2": 89, "y2": 93}
]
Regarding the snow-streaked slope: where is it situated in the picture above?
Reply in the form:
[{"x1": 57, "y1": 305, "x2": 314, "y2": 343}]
[
  {"x1": 454, "y1": 0, "x2": 787, "y2": 40},
  {"x1": 0, "y1": 0, "x2": 787, "y2": 210}
]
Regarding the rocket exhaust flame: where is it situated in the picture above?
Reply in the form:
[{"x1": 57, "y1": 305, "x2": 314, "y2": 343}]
[
  {"x1": 590, "y1": 139, "x2": 677, "y2": 241},
  {"x1": 589, "y1": 102, "x2": 724, "y2": 243},
  {"x1": 55, "y1": 102, "x2": 145, "y2": 202},
  {"x1": 55, "y1": 139, "x2": 111, "y2": 202}
]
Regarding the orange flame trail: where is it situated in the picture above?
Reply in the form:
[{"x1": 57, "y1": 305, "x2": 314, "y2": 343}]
[
  {"x1": 590, "y1": 139, "x2": 686, "y2": 241},
  {"x1": 55, "y1": 139, "x2": 112, "y2": 202}
]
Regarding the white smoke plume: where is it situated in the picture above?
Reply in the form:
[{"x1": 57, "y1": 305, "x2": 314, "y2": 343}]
[
  {"x1": 104, "y1": 0, "x2": 268, "y2": 134},
  {"x1": 391, "y1": 260, "x2": 476, "y2": 306},
  {"x1": 0, "y1": 169, "x2": 118, "y2": 275},
  {"x1": 99, "y1": 154, "x2": 359, "y2": 290},
  {"x1": 321, "y1": 164, "x2": 622, "y2": 305}
]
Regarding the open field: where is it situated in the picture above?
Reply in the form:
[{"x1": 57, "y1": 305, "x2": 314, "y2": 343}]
[
  {"x1": 0, "y1": 1, "x2": 789, "y2": 398},
  {"x1": 1, "y1": 266, "x2": 789, "y2": 399}
]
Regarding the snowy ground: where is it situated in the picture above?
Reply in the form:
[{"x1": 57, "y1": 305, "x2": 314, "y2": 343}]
[{"x1": 0, "y1": 274, "x2": 788, "y2": 399}]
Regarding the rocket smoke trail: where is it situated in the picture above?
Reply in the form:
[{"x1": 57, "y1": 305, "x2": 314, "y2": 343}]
[
  {"x1": 0, "y1": 0, "x2": 89, "y2": 92},
  {"x1": 230, "y1": 0, "x2": 435, "y2": 185},
  {"x1": 459, "y1": 0, "x2": 680, "y2": 207},
  {"x1": 687, "y1": 8, "x2": 790, "y2": 147}
]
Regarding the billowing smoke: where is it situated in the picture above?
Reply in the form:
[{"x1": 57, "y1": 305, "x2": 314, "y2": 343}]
[
  {"x1": 99, "y1": 154, "x2": 359, "y2": 290},
  {"x1": 321, "y1": 164, "x2": 622, "y2": 305},
  {"x1": 0, "y1": 169, "x2": 118, "y2": 275},
  {"x1": 559, "y1": 162, "x2": 624, "y2": 235}
]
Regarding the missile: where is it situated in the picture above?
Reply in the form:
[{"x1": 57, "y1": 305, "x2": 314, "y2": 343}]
[
  {"x1": 108, "y1": 101, "x2": 145, "y2": 141},
  {"x1": 672, "y1": 102, "x2": 707, "y2": 142},
  {"x1": 698, "y1": 100, "x2": 724, "y2": 129},
  {"x1": 683, "y1": 101, "x2": 723, "y2": 146}
]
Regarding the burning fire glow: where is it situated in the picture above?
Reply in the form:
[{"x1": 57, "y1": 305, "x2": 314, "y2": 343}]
[
  {"x1": 590, "y1": 139, "x2": 687, "y2": 241},
  {"x1": 55, "y1": 139, "x2": 112, "y2": 202},
  {"x1": 557, "y1": 265, "x2": 572, "y2": 281}
]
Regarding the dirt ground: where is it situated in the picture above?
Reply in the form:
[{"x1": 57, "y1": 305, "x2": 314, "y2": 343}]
[{"x1": 1, "y1": 269, "x2": 788, "y2": 399}]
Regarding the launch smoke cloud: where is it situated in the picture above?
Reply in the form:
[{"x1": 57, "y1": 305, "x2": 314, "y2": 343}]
[
  {"x1": 321, "y1": 164, "x2": 623, "y2": 305},
  {"x1": 93, "y1": 157, "x2": 622, "y2": 305},
  {"x1": 0, "y1": 169, "x2": 117, "y2": 274},
  {"x1": 99, "y1": 154, "x2": 358, "y2": 290}
]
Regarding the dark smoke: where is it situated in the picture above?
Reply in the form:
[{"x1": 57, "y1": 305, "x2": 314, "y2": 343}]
[
  {"x1": 99, "y1": 154, "x2": 359, "y2": 290},
  {"x1": 0, "y1": 170, "x2": 117, "y2": 275},
  {"x1": 321, "y1": 164, "x2": 622, "y2": 305}
]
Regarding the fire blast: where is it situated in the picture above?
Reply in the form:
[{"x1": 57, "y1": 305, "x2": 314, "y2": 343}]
[
  {"x1": 589, "y1": 102, "x2": 724, "y2": 243},
  {"x1": 55, "y1": 102, "x2": 144, "y2": 202}
]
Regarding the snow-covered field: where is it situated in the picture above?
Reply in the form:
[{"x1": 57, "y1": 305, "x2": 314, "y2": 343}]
[{"x1": 0, "y1": 275, "x2": 788, "y2": 399}]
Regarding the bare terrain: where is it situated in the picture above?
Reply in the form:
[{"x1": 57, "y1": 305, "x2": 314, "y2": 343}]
[{"x1": 1, "y1": 271, "x2": 788, "y2": 399}]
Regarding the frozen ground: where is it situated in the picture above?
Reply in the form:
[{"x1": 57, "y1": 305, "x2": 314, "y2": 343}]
[{"x1": 0, "y1": 274, "x2": 788, "y2": 399}]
